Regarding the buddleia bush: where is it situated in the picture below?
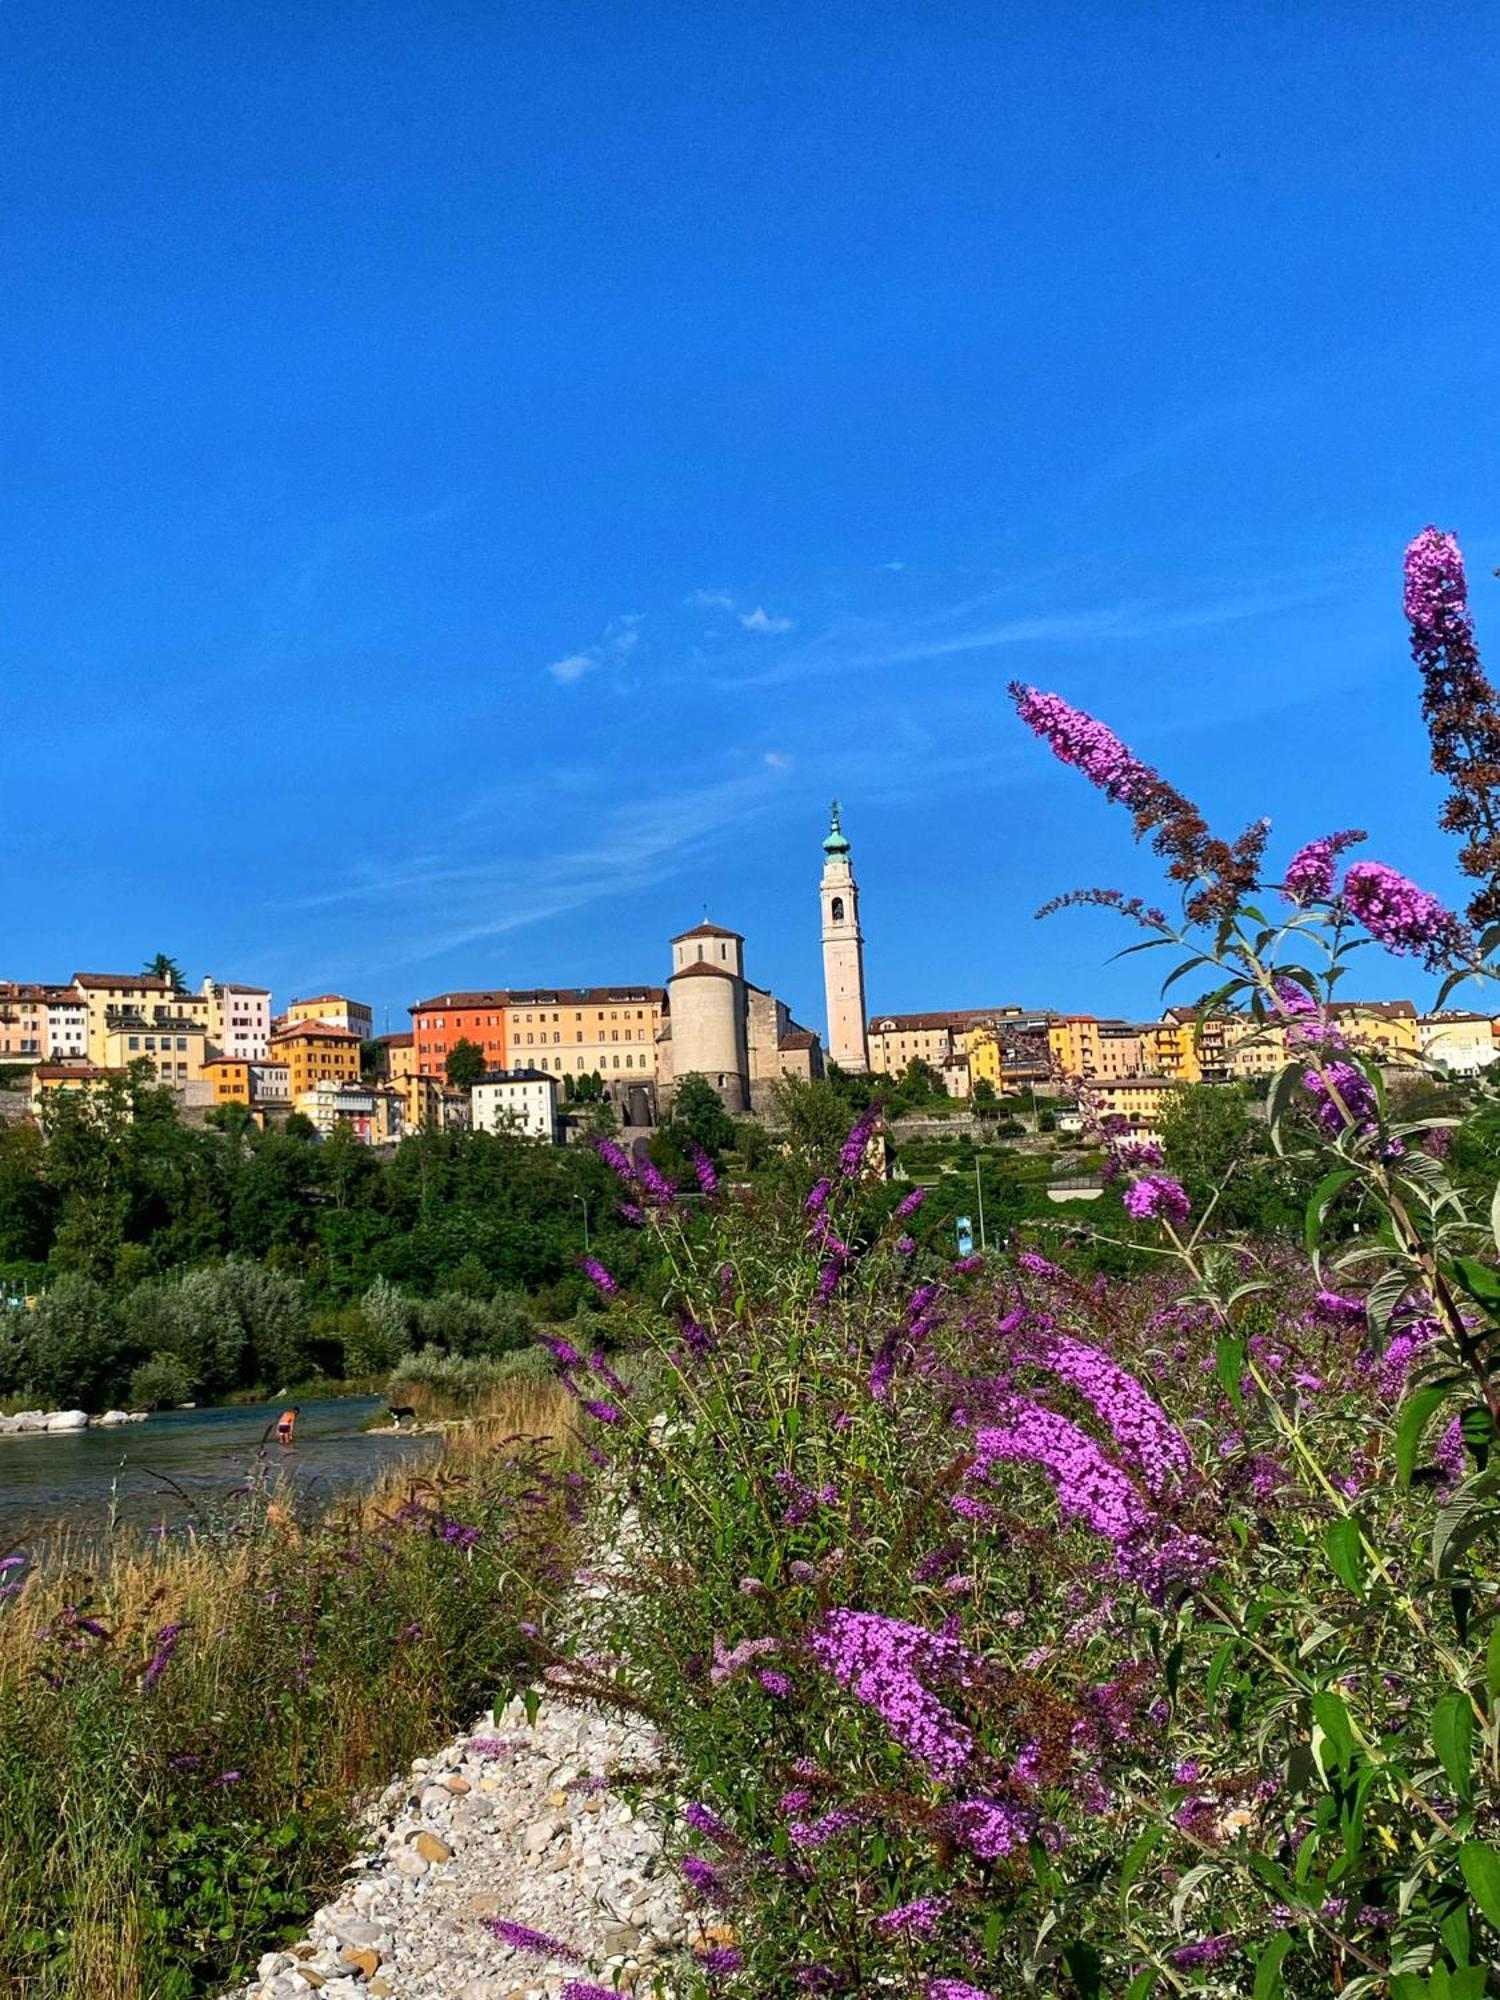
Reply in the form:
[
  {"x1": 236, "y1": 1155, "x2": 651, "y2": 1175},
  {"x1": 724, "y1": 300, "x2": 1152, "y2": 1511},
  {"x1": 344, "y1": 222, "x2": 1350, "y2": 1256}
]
[{"x1": 530, "y1": 530, "x2": 1500, "y2": 1998}]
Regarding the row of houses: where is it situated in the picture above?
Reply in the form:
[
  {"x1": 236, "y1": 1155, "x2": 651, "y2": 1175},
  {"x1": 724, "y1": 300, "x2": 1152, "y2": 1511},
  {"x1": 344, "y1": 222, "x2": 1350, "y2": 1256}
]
[{"x1": 866, "y1": 999, "x2": 1500, "y2": 1139}]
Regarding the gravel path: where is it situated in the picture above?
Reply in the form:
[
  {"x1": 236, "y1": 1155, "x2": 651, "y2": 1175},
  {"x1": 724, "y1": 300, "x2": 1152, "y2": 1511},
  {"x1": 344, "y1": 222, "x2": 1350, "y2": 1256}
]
[{"x1": 232, "y1": 1691, "x2": 702, "y2": 2000}]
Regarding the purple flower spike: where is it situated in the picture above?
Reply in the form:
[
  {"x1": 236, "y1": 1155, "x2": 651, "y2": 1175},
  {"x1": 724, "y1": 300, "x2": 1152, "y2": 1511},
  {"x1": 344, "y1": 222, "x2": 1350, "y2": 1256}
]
[
  {"x1": 1283, "y1": 829, "x2": 1366, "y2": 905},
  {"x1": 808, "y1": 1608, "x2": 974, "y2": 1778},
  {"x1": 1342, "y1": 859, "x2": 1468, "y2": 968},
  {"x1": 579, "y1": 1256, "x2": 618, "y2": 1297},
  {"x1": 484, "y1": 1918, "x2": 583, "y2": 1963},
  {"x1": 1122, "y1": 1175, "x2": 1190, "y2": 1223}
]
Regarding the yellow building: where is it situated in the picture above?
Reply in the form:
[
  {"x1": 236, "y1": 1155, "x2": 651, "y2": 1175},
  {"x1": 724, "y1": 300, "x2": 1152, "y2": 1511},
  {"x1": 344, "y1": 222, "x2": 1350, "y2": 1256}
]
[
  {"x1": 271, "y1": 1020, "x2": 362, "y2": 1098},
  {"x1": 1145, "y1": 1018, "x2": 1203, "y2": 1084},
  {"x1": 286, "y1": 994, "x2": 375, "y2": 1042},
  {"x1": 1221, "y1": 1016, "x2": 1288, "y2": 1079},
  {"x1": 29, "y1": 1063, "x2": 126, "y2": 1124},
  {"x1": 1088, "y1": 1076, "x2": 1180, "y2": 1139},
  {"x1": 1048, "y1": 1016, "x2": 1148, "y2": 1079},
  {"x1": 72, "y1": 973, "x2": 211, "y2": 1063},
  {"x1": 1331, "y1": 1000, "x2": 1419, "y2": 1060},
  {"x1": 103, "y1": 1017, "x2": 210, "y2": 1087},
  {"x1": 967, "y1": 1023, "x2": 1002, "y2": 1088},
  {"x1": 502, "y1": 987, "x2": 666, "y2": 1082},
  {"x1": 381, "y1": 1032, "x2": 419, "y2": 1083}
]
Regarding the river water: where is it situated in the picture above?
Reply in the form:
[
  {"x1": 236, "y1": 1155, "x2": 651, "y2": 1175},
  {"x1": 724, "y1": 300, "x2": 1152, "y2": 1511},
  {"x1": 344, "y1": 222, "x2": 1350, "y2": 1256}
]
[{"x1": 0, "y1": 1396, "x2": 439, "y2": 1546}]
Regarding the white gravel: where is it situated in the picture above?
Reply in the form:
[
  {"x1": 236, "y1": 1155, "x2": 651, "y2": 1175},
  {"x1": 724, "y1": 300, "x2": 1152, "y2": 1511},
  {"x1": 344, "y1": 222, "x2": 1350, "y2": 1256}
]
[{"x1": 228, "y1": 1690, "x2": 712, "y2": 2000}]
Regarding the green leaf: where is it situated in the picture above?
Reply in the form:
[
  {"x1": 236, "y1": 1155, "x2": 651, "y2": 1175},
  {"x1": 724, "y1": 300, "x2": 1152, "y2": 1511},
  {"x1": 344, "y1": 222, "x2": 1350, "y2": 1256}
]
[
  {"x1": 1432, "y1": 1468, "x2": 1500, "y2": 1580},
  {"x1": 1452, "y1": 1256, "x2": 1500, "y2": 1307},
  {"x1": 1396, "y1": 1386, "x2": 1454, "y2": 1488},
  {"x1": 1489, "y1": 1178, "x2": 1500, "y2": 1257},
  {"x1": 1119, "y1": 1824, "x2": 1161, "y2": 1902},
  {"x1": 1215, "y1": 1333, "x2": 1246, "y2": 1414},
  {"x1": 1460, "y1": 1841, "x2": 1500, "y2": 1929},
  {"x1": 1324, "y1": 1515, "x2": 1366, "y2": 1592},
  {"x1": 1253, "y1": 1933, "x2": 1294, "y2": 2000},
  {"x1": 1206, "y1": 1637, "x2": 1237, "y2": 1713},
  {"x1": 1312, "y1": 1689, "x2": 1356, "y2": 1776},
  {"x1": 1486, "y1": 1625, "x2": 1500, "y2": 1709},
  {"x1": 1305, "y1": 1169, "x2": 1357, "y2": 1258},
  {"x1": 1061, "y1": 1942, "x2": 1103, "y2": 1996},
  {"x1": 1434, "y1": 1690, "x2": 1475, "y2": 1802},
  {"x1": 1124, "y1": 1973, "x2": 1159, "y2": 2000}
]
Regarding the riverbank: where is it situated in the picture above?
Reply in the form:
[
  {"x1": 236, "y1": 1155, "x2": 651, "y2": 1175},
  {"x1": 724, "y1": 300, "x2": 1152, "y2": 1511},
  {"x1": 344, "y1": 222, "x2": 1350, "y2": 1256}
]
[
  {"x1": 0, "y1": 1381, "x2": 573, "y2": 2000},
  {"x1": 0, "y1": 1394, "x2": 441, "y2": 1543},
  {"x1": 229, "y1": 1692, "x2": 691, "y2": 2000}
]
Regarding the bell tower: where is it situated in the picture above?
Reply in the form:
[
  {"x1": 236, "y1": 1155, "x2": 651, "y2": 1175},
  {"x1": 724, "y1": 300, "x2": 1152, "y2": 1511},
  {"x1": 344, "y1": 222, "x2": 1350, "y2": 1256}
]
[{"x1": 819, "y1": 801, "x2": 869, "y2": 1073}]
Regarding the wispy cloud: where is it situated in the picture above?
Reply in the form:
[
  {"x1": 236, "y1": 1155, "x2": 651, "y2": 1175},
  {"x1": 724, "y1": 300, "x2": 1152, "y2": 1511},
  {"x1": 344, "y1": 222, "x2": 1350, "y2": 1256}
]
[
  {"x1": 545, "y1": 611, "x2": 646, "y2": 687},
  {"x1": 740, "y1": 605, "x2": 795, "y2": 634},
  {"x1": 687, "y1": 588, "x2": 737, "y2": 610},
  {"x1": 714, "y1": 572, "x2": 1348, "y2": 690},
  {"x1": 291, "y1": 758, "x2": 794, "y2": 975}
]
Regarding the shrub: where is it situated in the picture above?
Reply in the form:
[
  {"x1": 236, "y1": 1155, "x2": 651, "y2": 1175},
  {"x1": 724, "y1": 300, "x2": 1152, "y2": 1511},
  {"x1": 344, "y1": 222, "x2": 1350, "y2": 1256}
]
[
  {"x1": 127, "y1": 1350, "x2": 196, "y2": 1410},
  {"x1": 529, "y1": 529, "x2": 1500, "y2": 1998}
]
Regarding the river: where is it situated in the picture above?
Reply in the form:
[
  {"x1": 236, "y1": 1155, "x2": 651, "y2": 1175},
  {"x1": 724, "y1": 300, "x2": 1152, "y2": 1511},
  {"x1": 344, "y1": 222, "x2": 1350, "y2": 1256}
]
[{"x1": 0, "y1": 1395, "x2": 439, "y2": 1545}]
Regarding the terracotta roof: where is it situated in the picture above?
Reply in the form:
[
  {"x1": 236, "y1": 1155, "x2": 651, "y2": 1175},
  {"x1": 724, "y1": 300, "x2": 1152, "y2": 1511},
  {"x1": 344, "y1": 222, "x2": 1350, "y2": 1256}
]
[
  {"x1": 208, "y1": 982, "x2": 271, "y2": 996},
  {"x1": 672, "y1": 923, "x2": 742, "y2": 943},
  {"x1": 380, "y1": 1032, "x2": 415, "y2": 1047},
  {"x1": 778, "y1": 1029, "x2": 819, "y2": 1050},
  {"x1": 670, "y1": 961, "x2": 736, "y2": 981},
  {"x1": 33, "y1": 1063, "x2": 122, "y2": 1081},
  {"x1": 476, "y1": 1068, "x2": 558, "y2": 1085},
  {"x1": 505, "y1": 987, "x2": 664, "y2": 1007},
  {"x1": 1332, "y1": 999, "x2": 1419, "y2": 1021},
  {"x1": 72, "y1": 972, "x2": 176, "y2": 992},
  {"x1": 410, "y1": 991, "x2": 511, "y2": 1012},
  {"x1": 271, "y1": 1020, "x2": 361, "y2": 1043}
]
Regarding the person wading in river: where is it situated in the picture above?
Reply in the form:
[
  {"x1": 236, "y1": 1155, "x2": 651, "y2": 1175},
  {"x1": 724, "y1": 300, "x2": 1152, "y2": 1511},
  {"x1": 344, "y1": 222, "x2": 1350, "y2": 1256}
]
[{"x1": 275, "y1": 1405, "x2": 299, "y2": 1447}]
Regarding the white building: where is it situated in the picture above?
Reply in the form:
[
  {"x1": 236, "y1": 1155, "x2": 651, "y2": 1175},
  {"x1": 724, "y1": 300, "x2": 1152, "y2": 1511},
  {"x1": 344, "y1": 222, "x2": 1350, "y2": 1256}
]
[
  {"x1": 203, "y1": 978, "x2": 272, "y2": 1059},
  {"x1": 471, "y1": 1069, "x2": 559, "y2": 1142}
]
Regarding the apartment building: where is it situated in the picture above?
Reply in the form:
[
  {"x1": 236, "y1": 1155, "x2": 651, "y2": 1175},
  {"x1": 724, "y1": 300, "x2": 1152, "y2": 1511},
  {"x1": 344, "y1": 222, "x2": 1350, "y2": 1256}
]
[
  {"x1": 286, "y1": 994, "x2": 374, "y2": 1042},
  {"x1": 502, "y1": 987, "x2": 666, "y2": 1081},
  {"x1": 0, "y1": 984, "x2": 86, "y2": 1062},
  {"x1": 71, "y1": 973, "x2": 211, "y2": 1063},
  {"x1": 471, "y1": 1068, "x2": 559, "y2": 1142},
  {"x1": 410, "y1": 991, "x2": 511, "y2": 1073},
  {"x1": 1088, "y1": 1076, "x2": 1181, "y2": 1140},
  {"x1": 202, "y1": 1056, "x2": 291, "y2": 1120},
  {"x1": 202, "y1": 978, "x2": 272, "y2": 1059},
  {"x1": 270, "y1": 1019, "x2": 362, "y2": 1098},
  {"x1": 103, "y1": 1016, "x2": 210, "y2": 1088},
  {"x1": 1421, "y1": 1012, "x2": 1498, "y2": 1075}
]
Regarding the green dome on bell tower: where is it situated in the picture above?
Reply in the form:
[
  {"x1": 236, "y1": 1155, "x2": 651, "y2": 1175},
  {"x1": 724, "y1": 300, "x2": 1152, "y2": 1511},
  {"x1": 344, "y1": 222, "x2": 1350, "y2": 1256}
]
[{"x1": 822, "y1": 800, "x2": 850, "y2": 857}]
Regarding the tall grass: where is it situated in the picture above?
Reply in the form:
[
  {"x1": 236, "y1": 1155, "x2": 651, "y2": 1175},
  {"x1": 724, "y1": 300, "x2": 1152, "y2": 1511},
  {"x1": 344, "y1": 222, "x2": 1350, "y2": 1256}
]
[{"x1": 0, "y1": 1379, "x2": 574, "y2": 2000}]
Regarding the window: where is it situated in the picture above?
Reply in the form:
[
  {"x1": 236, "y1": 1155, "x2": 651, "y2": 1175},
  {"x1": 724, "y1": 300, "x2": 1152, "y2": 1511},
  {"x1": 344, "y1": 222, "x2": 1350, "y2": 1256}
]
[
  {"x1": 831, "y1": 895, "x2": 845, "y2": 921},
  {"x1": 129, "y1": 1036, "x2": 139, "y2": 1051}
]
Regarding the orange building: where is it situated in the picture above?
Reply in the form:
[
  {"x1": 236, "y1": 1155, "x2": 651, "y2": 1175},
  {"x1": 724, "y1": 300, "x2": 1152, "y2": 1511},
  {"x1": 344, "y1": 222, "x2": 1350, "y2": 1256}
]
[
  {"x1": 203, "y1": 1056, "x2": 253, "y2": 1106},
  {"x1": 410, "y1": 992, "x2": 510, "y2": 1074},
  {"x1": 270, "y1": 1020, "x2": 362, "y2": 1099}
]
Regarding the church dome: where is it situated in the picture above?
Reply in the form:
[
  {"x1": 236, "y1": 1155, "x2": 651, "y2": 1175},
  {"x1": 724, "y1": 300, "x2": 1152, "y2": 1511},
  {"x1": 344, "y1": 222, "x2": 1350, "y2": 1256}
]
[{"x1": 822, "y1": 801, "x2": 850, "y2": 856}]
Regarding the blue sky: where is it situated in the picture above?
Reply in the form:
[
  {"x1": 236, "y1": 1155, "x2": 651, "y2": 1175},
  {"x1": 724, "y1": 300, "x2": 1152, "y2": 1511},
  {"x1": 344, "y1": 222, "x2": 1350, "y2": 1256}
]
[{"x1": 6, "y1": 4, "x2": 1500, "y2": 1033}]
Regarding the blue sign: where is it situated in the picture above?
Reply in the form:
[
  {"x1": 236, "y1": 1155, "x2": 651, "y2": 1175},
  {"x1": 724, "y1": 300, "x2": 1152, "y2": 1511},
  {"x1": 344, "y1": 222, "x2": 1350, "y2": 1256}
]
[{"x1": 955, "y1": 1215, "x2": 974, "y2": 1257}]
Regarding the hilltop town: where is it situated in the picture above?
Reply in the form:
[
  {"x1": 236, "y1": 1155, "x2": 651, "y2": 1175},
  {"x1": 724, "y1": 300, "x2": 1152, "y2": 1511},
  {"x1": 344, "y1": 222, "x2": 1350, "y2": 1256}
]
[{"x1": 1, "y1": 806, "x2": 1488, "y2": 1150}]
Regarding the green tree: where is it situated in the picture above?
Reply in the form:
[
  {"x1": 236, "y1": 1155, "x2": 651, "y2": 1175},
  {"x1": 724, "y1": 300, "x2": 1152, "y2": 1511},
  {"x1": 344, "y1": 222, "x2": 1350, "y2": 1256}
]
[
  {"x1": 142, "y1": 952, "x2": 185, "y2": 991},
  {"x1": 445, "y1": 1038, "x2": 487, "y2": 1089},
  {"x1": 666, "y1": 1074, "x2": 736, "y2": 1158}
]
